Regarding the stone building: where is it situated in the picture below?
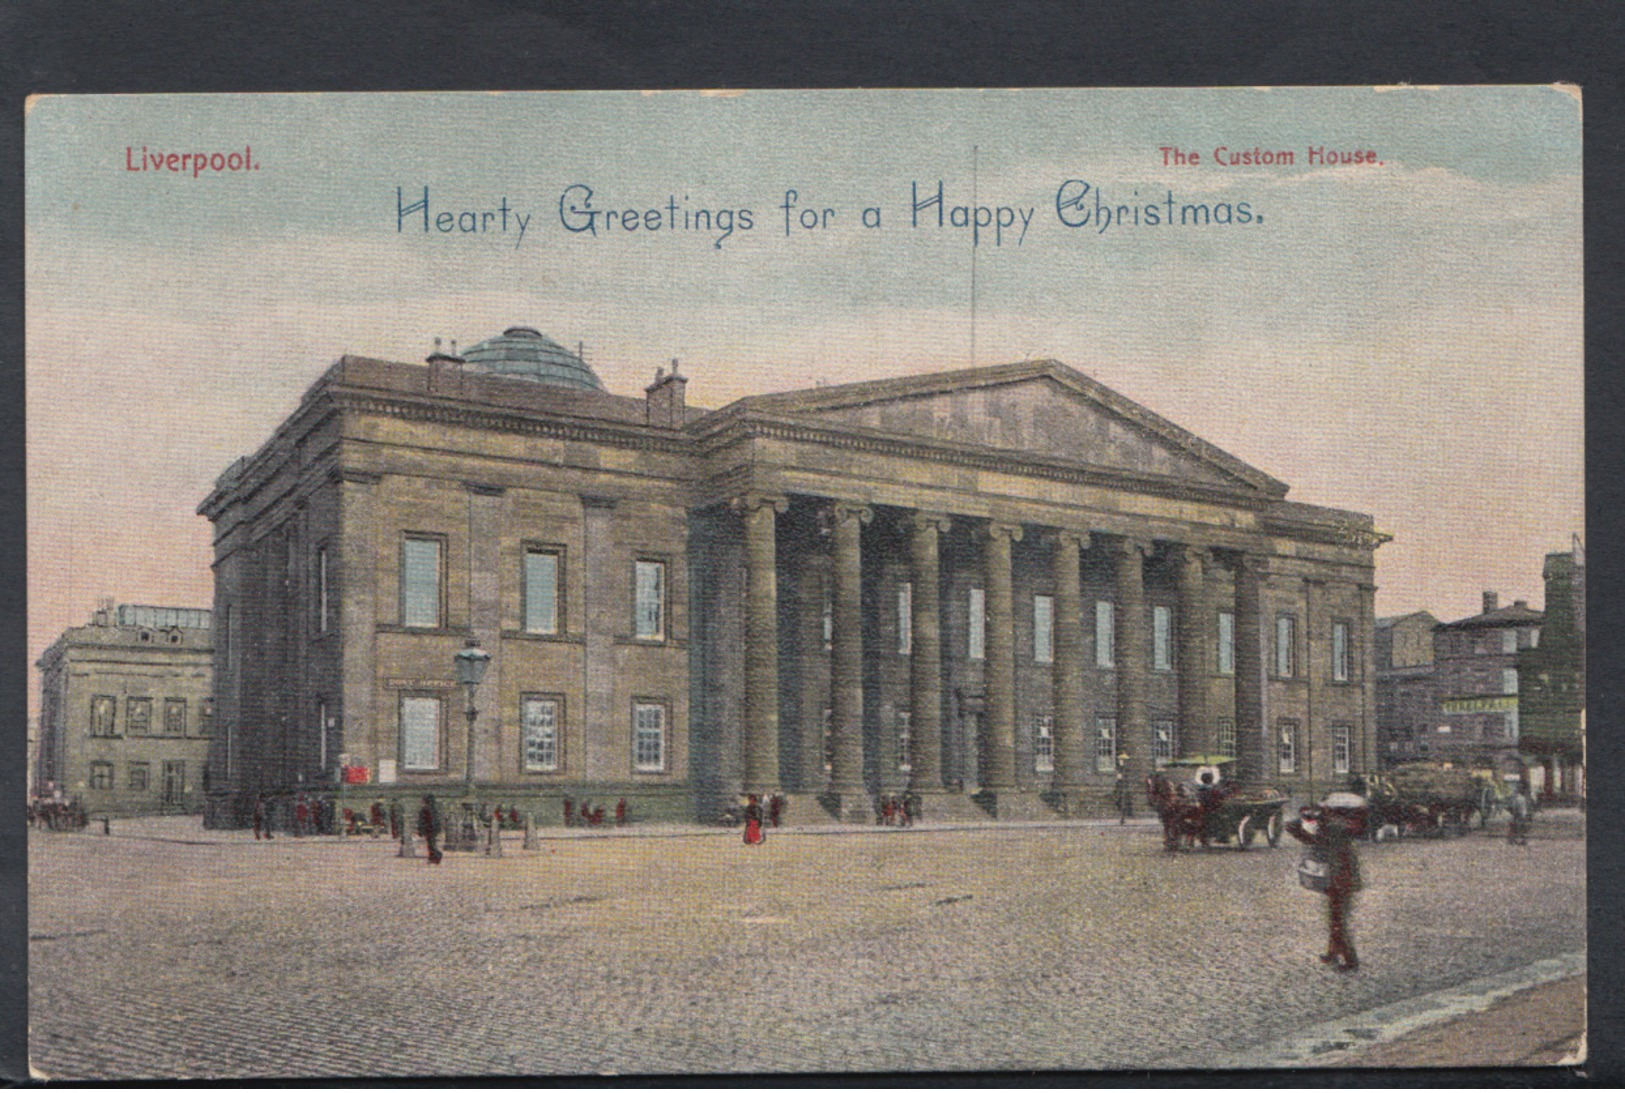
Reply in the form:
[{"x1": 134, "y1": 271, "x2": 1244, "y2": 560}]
[
  {"x1": 1429, "y1": 592, "x2": 1543, "y2": 772},
  {"x1": 35, "y1": 603, "x2": 214, "y2": 816},
  {"x1": 199, "y1": 325, "x2": 1386, "y2": 827},
  {"x1": 1374, "y1": 610, "x2": 1440, "y2": 765},
  {"x1": 1519, "y1": 545, "x2": 1585, "y2": 800}
]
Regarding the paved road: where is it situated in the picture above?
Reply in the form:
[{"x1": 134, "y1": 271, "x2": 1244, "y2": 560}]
[{"x1": 28, "y1": 810, "x2": 1584, "y2": 1080}]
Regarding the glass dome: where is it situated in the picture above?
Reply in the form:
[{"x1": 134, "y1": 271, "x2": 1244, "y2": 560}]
[{"x1": 459, "y1": 326, "x2": 603, "y2": 391}]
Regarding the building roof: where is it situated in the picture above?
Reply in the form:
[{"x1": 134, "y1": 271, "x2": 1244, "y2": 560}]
[
  {"x1": 460, "y1": 327, "x2": 604, "y2": 391},
  {"x1": 1376, "y1": 610, "x2": 1440, "y2": 629},
  {"x1": 1437, "y1": 603, "x2": 1544, "y2": 630}
]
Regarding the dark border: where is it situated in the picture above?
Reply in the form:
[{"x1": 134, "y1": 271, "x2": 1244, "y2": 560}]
[{"x1": 2, "y1": 0, "x2": 1621, "y2": 1087}]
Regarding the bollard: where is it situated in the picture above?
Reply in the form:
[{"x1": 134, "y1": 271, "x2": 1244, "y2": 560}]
[
  {"x1": 399, "y1": 825, "x2": 418, "y2": 858},
  {"x1": 523, "y1": 812, "x2": 539, "y2": 850},
  {"x1": 486, "y1": 813, "x2": 503, "y2": 858}
]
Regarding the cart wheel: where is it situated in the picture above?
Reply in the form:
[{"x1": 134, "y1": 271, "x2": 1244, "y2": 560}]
[
  {"x1": 1236, "y1": 814, "x2": 1255, "y2": 850},
  {"x1": 1266, "y1": 810, "x2": 1283, "y2": 848}
]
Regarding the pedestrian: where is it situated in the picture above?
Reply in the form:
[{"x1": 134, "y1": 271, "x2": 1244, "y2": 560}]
[
  {"x1": 768, "y1": 793, "x2": 783, "y2": 828},
  {"x1": 388, "y1": 798, "x2": 403, "y2": 840},
  {"x1": 1507, "y1": 781, "x2": 1532, "y2": 846},
  {"x1": 1114, "y1": 772, "x2": 1134, "y2": 823},
  {"x1": 902, "y1": 791, "x2": 919, "y2": 827},
  {"x1": 370, "y1": 799, "x2": 386, "y2": 836},
  {"x1": 253, "y1": 794, "x2": 268, "y2": 840},
  {"x1": 294, "y1": 793, "x2": 310, "y2": 838},
  {"x1": 418, "y1": 794, "x2": 444, "y2": 865},
  {"x1": 1287, "y1": 806, "x2": 1362, "y2": 972},
  {"x1": 563, "y1": 797, "x2": 574, "y2": 828},
  {"x1": 743, "y1": 794, "x2": 766, "y2": 845},
  {"x1": 615, "y1": 798, "x2": 627, "y2": 826}
]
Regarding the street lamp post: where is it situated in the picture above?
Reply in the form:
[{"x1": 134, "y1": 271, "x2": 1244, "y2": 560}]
[{"x1": 455, "y1": 638, "x2": 492, "y2": 791}]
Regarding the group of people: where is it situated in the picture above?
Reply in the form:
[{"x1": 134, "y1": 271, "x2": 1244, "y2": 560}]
[
  {"x1": 875, "y1": 792, "x2": 919, "y2": 827},
  {"x1": 562, "y1": 797, "x2": 629, "y2": 828},
  {"x1": 28, "y1": 794, "x2": 86, "y2": 832}
]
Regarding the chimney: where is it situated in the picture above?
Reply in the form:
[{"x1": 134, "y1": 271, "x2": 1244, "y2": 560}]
[
  {"x1": 645, "y1": 357, "x2": 688, "y2": 428},
  {"x1": 426, "y1": 336, "x2": 465, "y2": 394},
  {"x1": 1514, "y1": 599, "x2": 1528, "y2": 610},
  {"x1": 1482, "y1": 591, "x2": 1499, "y2": 614}
]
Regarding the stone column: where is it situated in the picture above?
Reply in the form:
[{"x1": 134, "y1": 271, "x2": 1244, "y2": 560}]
[
  {"x1": 981, "y1": 521, "x2": 1023, "y2": 789},
  {"x1": 828, "y1": 502, "x2": 872, "y2": 798},
  {"x1": 1050, "y1": 529, "x2": 1089, "y2": 790},
  {"x1": 796, "y1": 560, "x2": 828, "y2": 791},
  {"x1": 1111, "y1": 537, "x2": 1151, "y2": 784},
  {"x1": 1233, "y1": 553, "x2": 1268, "y2": 783},
  {"x1": 908, "y1": 512, "x2": 951, "y2": 792},
  {"x1": 734, "y1": 494, "x2": 788, "y2": 793},
  {"x1": 467, "y1": 484, "x2": 505, "y2": 784},
  {"x1": 1174, "y1": 544, "x2": 1210, "y2": 758},
  {"x1": 1357, "y1": 581, "x2": 1377, "y2": 776}
]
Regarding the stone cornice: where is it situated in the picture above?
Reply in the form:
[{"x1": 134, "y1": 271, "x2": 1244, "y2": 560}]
[{"x1": 330, "y1": 389, "x2": 693, "y2": 455}]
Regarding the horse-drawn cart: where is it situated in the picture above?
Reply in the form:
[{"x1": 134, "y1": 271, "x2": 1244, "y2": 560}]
[
  {"x1": 1146, "y1": 756, "x2": 1288, "y2": 851},
  {"x1": 1359, "y1": 762, "x2": 1492, "y2": 838}
]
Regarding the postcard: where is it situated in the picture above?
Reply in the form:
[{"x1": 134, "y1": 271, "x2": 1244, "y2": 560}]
[{"x1": 25, "y1": 86, "x2": 1584, "y2": 1078}]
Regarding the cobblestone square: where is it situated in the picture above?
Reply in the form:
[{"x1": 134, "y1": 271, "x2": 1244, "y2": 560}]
[{"x1": 29, "y1": 813, "x2": 1584, "y2": 1080}]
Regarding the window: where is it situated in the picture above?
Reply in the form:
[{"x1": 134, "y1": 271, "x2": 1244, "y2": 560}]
[
  {"x1": 1095, "y1": 716, "x2": 1118, "y2": 774},
  {"x1": 897, "y1": 710, "x2": 913, "y2": 772},
  {"x1": 400, "y1": 695, "x2": 442, "y2": 772},
  {"x1": 822, "y1": 598, "x2": 833, "y2": 650},
  {"x1": 524, "y1": 549, "x2": 560, "y2": 634},
  {"x1": 164, "y1": 698, "x2": 186, "y2": 736},
  {"x1": 1153, "y1": 720, "x2": 1176, "y2": 767},
  {"x1": 633, "y1": 702, "x2": 667, "y2": 771},
  {"x1": 162, "y1": 760, "x2": 185, "y2": 805},
  {"x1": 1217, "y1": 612, "x2": 1235, "y2": 675},
  {"x1": 1277, "y1": 721, "x2": 1298, "y2": 774},
  {"x1": 1503, "y1": 668, "x2": 1519, "y2": 694},
  {"x1": 1275, "y1": 614, "x2": 1296, "y2": 678},
  {"x1": 1217, "y1": 717, "x2": 1236, "y2": 758},
  {"x1": 1332, "y1": 725, "x2": 1352, "y2": 775},
  {"x1": 89, "y1": 761, "x2": 114, "y2": 790},
  {"x1": 90, "y1": 695, "x2": 116, "y2": 737},
  {"x1": 1033, "y1": 595, "x2": 1054, "y2": 664},
  {"x1": 1528, "y1": 627, "x2": 1540, "y2": 648},
  {"x1": 1034, "y1": 714, "x2": 1054, "y2": 772},
  {"x1": 316, "y1": 545, "x2": 331, "y2": 633},
  {"x1": 1332, "y1": 621, "x2": 1350, "y2": 682},
  {"x1": 634, "y1": 560, "x2": 665, "y2": 640},
  {"x1": 1095, "y1": 601, "x2": 1115, "y2": 669},
  {"x1": 127, "y1": 697, "x2": 152, "y2": 737},
  {"x1": 317, "y1": 699, "x2": 330, "y2": 771},
  {"x1": 128, "y1": 762, "x2": 150, "y2": 792},
  {"x1": 200, "y1": 698, "x2": 214, "y2": 737},
  {"x1": 221, "y1": 604, "x2": 231, "y2": 660},
  {"x1": 968, "y1": 588, "x2": 986, "y2": 660},
  {"x1": 522, "y1": 696, "x2": 561, "y2": 772},
  {"x1": 1153, "y1": 605, "x2": 1172, "y2": 671},
  {"x1": 898, "y1": 582, "x2": 913, "y2": 655},
  {"x1": 1502, "y1": 629, "x2": 1518, "y2": 654},
  {"x1": 401, "y1": 536, "x2": 442, "y2": 628}
]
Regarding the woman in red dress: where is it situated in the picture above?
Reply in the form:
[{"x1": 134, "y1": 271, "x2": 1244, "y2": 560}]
[{"x1": 742, "y1": 794, "x2": 765, "y2": 845}]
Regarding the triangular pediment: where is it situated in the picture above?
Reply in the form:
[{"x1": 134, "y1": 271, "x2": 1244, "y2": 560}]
[{"x1": 736, "y1": 361, "x2": 1286, "y2": 496}]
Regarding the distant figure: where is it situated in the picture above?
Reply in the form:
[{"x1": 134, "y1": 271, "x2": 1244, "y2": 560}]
[
  {"x1": 563, "y1": 798, "x2": 574, "y2": 828},
  {"x1": 1114, "y1": 773, "x2": 1134, "y2": 822},
  {"x1": 389, "y1": 799, "x2": 403, "y2": 840},
  {"x1": 418, "y1": 794, "x2": 444, "y2": 865},
  {"x1": 768, "y1": 793, "x2": 783, "y2": 828},
  {"x1": 615, "y1": 798, "x2": 627, "y2": 826},
  {"x1": 293, "y1": 794, "x2": 310, "y2": 838},
  {"x1": 1287, "y1": 809, "x2": 1363, "y2": 972},
  {"x1": 370, "y1": 800, "x2": 387, "y2": 837},
  {"x1": 902, "y1": 791, "x2": 919, "y2": 827},
  {"x1": 743, "y1": 794, "x2": 765, "y2": 845},
  {"x1": 1507, "y1": 781, "x2": 1532, "y2": 846},
  {"x1": 253, "y1": 794, "x2": 269, "y2": 840}
]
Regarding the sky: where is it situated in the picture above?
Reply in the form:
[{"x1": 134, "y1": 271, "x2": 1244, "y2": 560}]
[{"x1": 25, "y1": 87, "x2": 1583, "y2": 709}]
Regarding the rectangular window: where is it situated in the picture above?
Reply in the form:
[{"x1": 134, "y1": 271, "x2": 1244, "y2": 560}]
[
  {"x1": 524, "y1": 549, "x2": 561, "y2": 634},
  {"x1": 1153, "y1": 719, "x2": 1176, "y2": 767},
  {"x1": 128, "y1": 762, "x2": 150, "y2": 792},
  {"x1": 89, "y1": 761, "x2": 114, "y2": 790},
  {"x1": 822, "y1": 597, "x2": 833, "y2": 650},
  {"x1": 1528, "y1": 627, "x2": 1540, "y2": 648},
  {"x1": 897, "y1": 710, "x2": 913, "y2": 772},
  {"x1": 1332, "y1": 725, "x2": 1352, "y2": 775},
  {"x1": 968, "y1": 588, "x2": 986, "y2": 661},
  {"x1": 1095, "y1": 716, "x2": 1118, "y2": 774},
  {"x1": 1503, "y1": 668, "x2": 1519, "y2": 694},
  {"x1": 164, "y1": 698, "x2": 186, "y2": 736},
  {"x1": 1332, "y1": 621, "x2": 1350, "y2": 682},
  {"x1": 1153, "y1": 605, "x2": 1172, "y2": 671},
  {"x1": 127, "y1": 697, "x2": 152, "y2": 737},
  {"x1": 1217, "y1": 717, "x2": 1236, "y2": 758},
  {"x1": 200, "y1": 698, "x2": 214, "y2": 737},
  {"x1": 1095, "y1": 601, "x2": 1115, "y2": 669},
  {"x1": 1502, "y1": 629, "x2": 1518, "y2": 654},
  {"x1": 898, "y1": 582, "x2": 913, "y2": 655},
  {"x1": 1034, "y1": 714, "x2": 1055, "y2": 773},
  {"x1": 634, "y1": 560, "x2": 666, "y2": 640},
  {"x1": 522, "y1": 695, "x2": 561, "y2": 772},
  {"x1": 90, "y1": 695, "x2": 116, "y2": 737},
  {"x1": 162, "y1": 760, "x2": 185, "y2": 805},
  {"x1": 1277, "y1": 720, "x2": 1298, "y2": 775},
  {"x1": 400, "y1": 695, "x2": 442, "y2": 772},
  {"x1": 633, "y1": 702, "x2": 667, "y2": 771},
  {"x1": 401, "y1": 536, "x2": 442, "y2": 628},
  {"x1": 1275, "y1": 614, "x2": 1296, "y2": 678},
  {"x1": 1217, "y1": 611, "x2": 1235, "y2": 675},
  {"x1": 316, "y1": 545, "x2": 331, "y2": 633},
  {"x1": 1033, "y1": 595, "x2": 1054, "y2": 664}
]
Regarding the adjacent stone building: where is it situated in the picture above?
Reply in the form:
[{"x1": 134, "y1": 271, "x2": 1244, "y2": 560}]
[
  {"x1": 1519, "y1": 545, "x2": 1585, "y2": 800},
  {"x1": 199, "y1": 325, "x2": 1387, "y2": 827},
  {"x1": 1429, "y1": 592, "x2": 1543, "y2": 772},
  {"x1": 1374, "y1": 609, "x2": 1440, "y2": 765},
  {"x1": 35, "y1": 603, "x2": 214, "y2": 816}
]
